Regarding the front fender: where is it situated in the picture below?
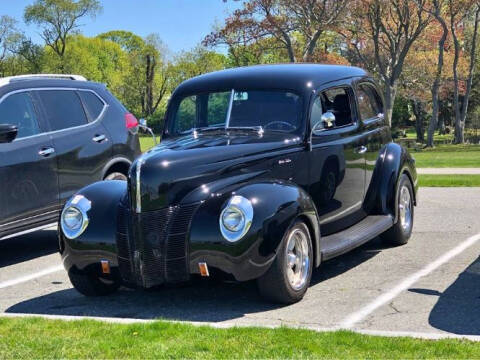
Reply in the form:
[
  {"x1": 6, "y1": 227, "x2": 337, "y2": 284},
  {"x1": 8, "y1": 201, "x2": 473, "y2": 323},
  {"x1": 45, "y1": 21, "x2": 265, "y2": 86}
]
[
  {"x1": 59, "y1": 180, "x2": 127, "y2": 273},
  {"x1": 188, "y1": 181, "x2": 321, "y2": 281},
  {"x1": 364, "y1": 142, "x2": 418, "y2": 221}
]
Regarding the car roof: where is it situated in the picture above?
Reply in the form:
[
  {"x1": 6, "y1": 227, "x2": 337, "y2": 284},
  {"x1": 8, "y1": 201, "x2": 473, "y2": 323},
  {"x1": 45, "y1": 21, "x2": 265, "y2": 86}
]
[
  {"x1": 173, "y1": 64, "x2": 368, "y2": 97},
  {"x1": 0, "y1": 75, "x2": 105, "y2": 96}
]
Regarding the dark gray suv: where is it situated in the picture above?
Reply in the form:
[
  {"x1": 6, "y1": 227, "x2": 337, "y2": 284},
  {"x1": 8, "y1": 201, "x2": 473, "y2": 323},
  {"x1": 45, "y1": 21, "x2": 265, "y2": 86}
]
[{"x1": 0, "y1": 74, "x2": 141, "y2": 241}]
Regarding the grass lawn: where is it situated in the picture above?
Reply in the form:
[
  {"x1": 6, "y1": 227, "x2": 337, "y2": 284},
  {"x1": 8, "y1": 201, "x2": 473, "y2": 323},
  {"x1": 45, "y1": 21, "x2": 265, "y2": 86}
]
[
  {"x1": 418, "y1": 175, "x2": 480, "y2": 187},
  {"x1": 411, "y1": 144, "x2": 480, "y2": 168},
  {"x1": 140, "y1": 136, "x2": 156, "y2": 152},
  {"x1": 1, "y1": 317, "x2": 480, "y2": 359}
]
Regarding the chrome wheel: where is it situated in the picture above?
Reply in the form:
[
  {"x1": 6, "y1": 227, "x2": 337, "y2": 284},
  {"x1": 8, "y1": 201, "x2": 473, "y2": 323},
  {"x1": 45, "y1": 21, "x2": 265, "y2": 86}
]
[
  {"x1": 285, "y1": 228, "x2": 310, "y2": 291},
  {"x1": 399, "y1": 185, "x2": 412, "y2": 232}
]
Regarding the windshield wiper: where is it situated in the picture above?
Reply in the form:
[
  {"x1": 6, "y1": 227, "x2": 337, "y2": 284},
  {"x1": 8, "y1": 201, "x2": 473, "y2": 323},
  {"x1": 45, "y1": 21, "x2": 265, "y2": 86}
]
[{"x1": 194, "y1": 126, "x2": 264, "y2": 136}]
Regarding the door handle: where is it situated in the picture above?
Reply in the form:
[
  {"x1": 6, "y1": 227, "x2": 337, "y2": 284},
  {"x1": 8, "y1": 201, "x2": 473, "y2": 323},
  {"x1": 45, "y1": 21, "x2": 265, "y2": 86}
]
[
  {"x1": 355, "y1": 145, "x2": 368, "y2": 154},
  {"x1": 38, "y1": 147, "x2": 55, "y2": 157},
  {"x1": 92, "y1": 134, "x2": 106, "y2": 143}
]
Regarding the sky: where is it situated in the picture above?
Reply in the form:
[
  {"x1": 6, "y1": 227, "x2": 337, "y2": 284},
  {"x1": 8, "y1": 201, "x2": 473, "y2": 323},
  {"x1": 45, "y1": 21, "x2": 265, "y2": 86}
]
[{"x1": 1, "y1": 0, "x2": 241, "y2": 54}]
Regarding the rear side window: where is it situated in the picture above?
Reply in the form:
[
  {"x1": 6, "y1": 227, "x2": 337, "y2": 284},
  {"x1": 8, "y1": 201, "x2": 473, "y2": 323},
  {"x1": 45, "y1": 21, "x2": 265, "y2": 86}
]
[
  {"x1": 78, "y1": 90, "x2": 105, "y2": 122},
  {"x1": 357, "y1": 84, "x2": 383, "y2": 120},
  {"x1": 38, "y1": 90, "x2": 88, "y2": 131},
  {"x1": 0, "y1": 92, "x2": 41, "y2": 139}
]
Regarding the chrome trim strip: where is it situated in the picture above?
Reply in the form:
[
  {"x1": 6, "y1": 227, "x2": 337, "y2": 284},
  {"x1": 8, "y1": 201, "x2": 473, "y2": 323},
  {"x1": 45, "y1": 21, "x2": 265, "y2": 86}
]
[
  {"x1": 0, "y1": 87, "x2": 108, "y2": 143},
  {"x1": 0, "y1": 223, "x2": 57, "y2": 241},
  {"x1": 136, "y1": 158, "x2": 145, "y2": 213},
  {"x1": 0, "y1": 209, "x2": 59, "y2": 227},
  {"x1": 224, "y1": 89, "x2": 235, "y2": 128}
]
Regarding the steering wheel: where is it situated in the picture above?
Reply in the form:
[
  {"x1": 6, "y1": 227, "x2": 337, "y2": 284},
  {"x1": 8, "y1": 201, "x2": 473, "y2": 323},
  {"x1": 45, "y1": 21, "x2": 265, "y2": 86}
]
[{"x1": 264, "y1": 121, "x2": 296, "y2": 131}]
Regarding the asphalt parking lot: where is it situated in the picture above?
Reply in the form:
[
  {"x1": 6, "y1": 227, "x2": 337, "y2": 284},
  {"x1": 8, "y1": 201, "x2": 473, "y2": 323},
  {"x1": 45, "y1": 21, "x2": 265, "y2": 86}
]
[{"x1": 1, "y1": 187, "x2": 480, "y2": 339}]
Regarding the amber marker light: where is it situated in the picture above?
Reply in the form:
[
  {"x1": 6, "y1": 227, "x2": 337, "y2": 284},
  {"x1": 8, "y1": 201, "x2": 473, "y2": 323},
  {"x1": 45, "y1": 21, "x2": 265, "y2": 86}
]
[
  {"x1": 101, "y1": 260, "x2": 111, "y2": 274},
  {"x1": 198, "y1": 262, "x2": 210, "y2": 277}
]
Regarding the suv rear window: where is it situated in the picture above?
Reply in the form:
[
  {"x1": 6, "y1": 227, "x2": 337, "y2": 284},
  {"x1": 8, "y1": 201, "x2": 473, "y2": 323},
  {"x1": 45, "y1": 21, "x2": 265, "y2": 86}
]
[
  {"x1": 38, "y1": 90, "x2": 88, "y2": 131},
  {"x1": 78, "y1": 90, "x2": 105, "y2": 122}
]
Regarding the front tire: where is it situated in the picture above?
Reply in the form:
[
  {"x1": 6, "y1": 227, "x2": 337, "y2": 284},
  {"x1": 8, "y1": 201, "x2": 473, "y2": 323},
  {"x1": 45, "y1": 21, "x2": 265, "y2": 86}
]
[
  {"x1": 257, "y1": 220, "x2": 313, "y2": 304},
  {"x1": 381, "y1": 174, "x2": 414, "y2": 246},
  {"x1": 68, "y1": 270, "x2": 120, "y2": 297}
]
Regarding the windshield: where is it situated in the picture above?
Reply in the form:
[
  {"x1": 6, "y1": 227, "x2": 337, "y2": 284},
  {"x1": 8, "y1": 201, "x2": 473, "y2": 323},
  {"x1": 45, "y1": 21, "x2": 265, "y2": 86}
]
[{"x1": 168, "y1": 89, "x2": 302, "y2": 136}]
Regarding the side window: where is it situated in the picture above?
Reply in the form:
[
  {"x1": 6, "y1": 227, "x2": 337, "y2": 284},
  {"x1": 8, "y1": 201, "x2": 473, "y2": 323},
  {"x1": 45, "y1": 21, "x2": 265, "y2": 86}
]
[
  {"x1": 174, "y1": 95, "x2": 196, "y2": 133},
  {"x1": 315, "y1": 87, "x2": 354, "y2": 129},
  {"x1": 78, "y1": 91, "x2": 105, "y2": 122},
  {"x1": 38, "y1": 90, "x2": 88, "y2": 131},
  {"x1": 0, "y1": 92, "x2": 41, "y2": 139},
  {"x1": 357, "y1": 84, "x2": 383, "y2": 120}
]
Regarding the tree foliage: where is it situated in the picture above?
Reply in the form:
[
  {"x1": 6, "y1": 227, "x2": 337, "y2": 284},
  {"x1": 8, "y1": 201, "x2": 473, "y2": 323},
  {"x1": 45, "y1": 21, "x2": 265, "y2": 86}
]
[{"x1": 24, "y1": 0, "x2": 102, "y2": 60}]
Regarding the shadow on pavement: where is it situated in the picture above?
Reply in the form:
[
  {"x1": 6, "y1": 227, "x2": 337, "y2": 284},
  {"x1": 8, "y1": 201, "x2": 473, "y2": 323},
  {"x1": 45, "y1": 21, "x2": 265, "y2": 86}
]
[
  {"x1": 0, "y1": 229, "x2": 58, "y2": 268},
  {"x1": 5, "y1": 236, "x2": 385, "y2": 322},
  {"x1": 409, "y1": 255, "x2": 480, "y2": 335}
]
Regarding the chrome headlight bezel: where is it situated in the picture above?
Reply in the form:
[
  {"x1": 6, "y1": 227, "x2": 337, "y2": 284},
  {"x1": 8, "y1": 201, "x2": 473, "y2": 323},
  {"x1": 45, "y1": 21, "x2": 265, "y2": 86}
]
[
  {"x1": 219, "y1": 195, "x2": 253, "y2": 242},
  {"x1": 60, "y1": 194, "x2": 91, "y2": 240}
]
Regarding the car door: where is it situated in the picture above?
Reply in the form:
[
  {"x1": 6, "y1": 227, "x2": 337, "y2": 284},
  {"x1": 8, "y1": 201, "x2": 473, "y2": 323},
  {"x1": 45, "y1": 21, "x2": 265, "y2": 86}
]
[
  {"x1": 354, "y1": 82, "x2": 390, "y2": 194},
  {"x1": 35, "y1": 89, "x2": 112, "y2": 204},
  {"x1": 0, "y1": 91, "x2": 59, "y2": 233},
  {"x1": 309, "y1": 85, "x2": 366, "y2": 235}
]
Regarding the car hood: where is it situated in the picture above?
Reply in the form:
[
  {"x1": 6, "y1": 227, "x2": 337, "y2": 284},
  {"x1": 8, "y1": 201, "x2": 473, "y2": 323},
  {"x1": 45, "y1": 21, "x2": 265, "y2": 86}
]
[{"x1": 130, "y1": 132, "x2": 303, "y2": 211}]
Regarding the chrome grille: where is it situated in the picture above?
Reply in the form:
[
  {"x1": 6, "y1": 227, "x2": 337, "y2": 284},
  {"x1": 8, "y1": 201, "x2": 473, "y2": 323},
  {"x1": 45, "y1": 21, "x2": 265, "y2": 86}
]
[{"x1": 115, "y1": 203, "x2": 199, "y2": 287}]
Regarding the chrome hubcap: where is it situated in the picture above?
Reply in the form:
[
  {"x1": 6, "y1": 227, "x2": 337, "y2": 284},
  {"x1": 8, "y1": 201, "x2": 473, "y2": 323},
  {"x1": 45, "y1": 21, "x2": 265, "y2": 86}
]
[
  {"x1": 399, "y1": 185, "x2": 412, "y2": 232},
  {"x1": 285, "y1": 228, "x2": 310, "y2": 291}
]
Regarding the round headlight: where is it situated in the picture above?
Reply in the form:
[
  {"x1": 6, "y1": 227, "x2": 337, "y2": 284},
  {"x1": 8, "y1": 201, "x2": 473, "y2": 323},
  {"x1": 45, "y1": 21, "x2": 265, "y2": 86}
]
[
  {"x1": 60, "y1": 195, "x2": 91, "y2": 240},
  {"x1": 220, "y1": 195, "x2": 253, "y2": 242},
  {"x1": 63, "y1": 207, "x2": 82, "y2": 230},
  {"x1": 222, "y1": 207, "x2": 245, "y2": 232}
]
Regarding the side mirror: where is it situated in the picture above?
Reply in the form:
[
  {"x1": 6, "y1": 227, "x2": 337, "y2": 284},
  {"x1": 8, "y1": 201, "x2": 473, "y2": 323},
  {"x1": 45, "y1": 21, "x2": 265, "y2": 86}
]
[
  {"x1": 138, "y1": 118, "x2": 158, "y2": 146},
  {"x1": 0, "y1": 124, "x2": 18, "y2": 143},
  {"x1": 312, "y1": 112, "x2": 336, "y2": 134}
]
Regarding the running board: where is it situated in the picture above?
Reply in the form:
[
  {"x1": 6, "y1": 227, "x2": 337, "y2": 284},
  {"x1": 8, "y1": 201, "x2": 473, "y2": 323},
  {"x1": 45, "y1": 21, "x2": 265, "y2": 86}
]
[{"x1": 321, "y1": 215, "x2": 394, "y2": 261}]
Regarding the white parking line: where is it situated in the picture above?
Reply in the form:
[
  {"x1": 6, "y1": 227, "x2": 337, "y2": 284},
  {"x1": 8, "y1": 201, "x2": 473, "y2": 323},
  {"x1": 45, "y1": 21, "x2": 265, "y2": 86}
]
[
  {"x1": 339, "y1": 232, "x2": 480, "y2": 329},
  {"x1": 0, "y1": 265, "x2": 64, "y2": 290}
]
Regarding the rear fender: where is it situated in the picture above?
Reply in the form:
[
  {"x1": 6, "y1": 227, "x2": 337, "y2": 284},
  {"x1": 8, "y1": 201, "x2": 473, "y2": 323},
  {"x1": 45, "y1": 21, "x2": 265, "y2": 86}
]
[{"x1": 364, "y1": 142, "x2": 418, "y2": 222}]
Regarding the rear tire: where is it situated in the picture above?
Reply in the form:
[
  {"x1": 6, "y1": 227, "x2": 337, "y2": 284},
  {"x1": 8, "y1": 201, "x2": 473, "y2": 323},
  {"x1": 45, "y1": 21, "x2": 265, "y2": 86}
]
[
  {"x1": 381, "y1": 174, "x2": 414, "y2": 246},
  {"x1": 257, "y1": 220, "x2": 313, "y2": 304},
  {"x1": 68, "y1": 270, "x2": 120, "y2": 297},
  {"x1": 104, "y1": 172, "x2": 127, "y2": 181}
]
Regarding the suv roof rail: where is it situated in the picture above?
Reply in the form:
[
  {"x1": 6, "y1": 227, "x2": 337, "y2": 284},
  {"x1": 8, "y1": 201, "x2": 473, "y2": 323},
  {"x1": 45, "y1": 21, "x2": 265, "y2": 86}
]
[{"x1": 0, "y1": 74, "x2": 87, "y2": 86}]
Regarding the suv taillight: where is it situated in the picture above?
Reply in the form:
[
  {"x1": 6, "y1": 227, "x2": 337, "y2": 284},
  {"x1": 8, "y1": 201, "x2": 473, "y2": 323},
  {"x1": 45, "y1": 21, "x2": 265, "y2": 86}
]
[{"x1": 125, "y1": 113, "x2": 138, "y2": 129}]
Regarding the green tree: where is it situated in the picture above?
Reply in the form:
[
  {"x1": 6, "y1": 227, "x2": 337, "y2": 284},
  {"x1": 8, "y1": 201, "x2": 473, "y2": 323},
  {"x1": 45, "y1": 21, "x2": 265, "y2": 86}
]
[
  {"x1": 171, "y1": 46, "x2": 226, "y2": 85},
  {"x1": 24, "y1": 0, "x2": 102, "y2": 67},
  {"x1": 100, "y1": 31, "x2": 171, "y2": 124},
  {"x1": 0, "y1": 15, "x2": 23, "y2": 76},
  {"x1": 42, "y1": 34, "x2": 130, "y2": 96}
]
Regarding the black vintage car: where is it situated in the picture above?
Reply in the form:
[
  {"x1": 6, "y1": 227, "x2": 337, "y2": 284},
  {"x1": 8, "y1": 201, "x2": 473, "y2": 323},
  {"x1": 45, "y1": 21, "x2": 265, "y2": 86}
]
[{"x1": 59, "y1": 64, "x2": 418, "y2": 304}]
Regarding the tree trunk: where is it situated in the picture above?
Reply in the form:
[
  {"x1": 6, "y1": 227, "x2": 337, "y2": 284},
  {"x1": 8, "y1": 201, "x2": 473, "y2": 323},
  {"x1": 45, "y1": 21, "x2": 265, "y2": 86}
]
[
  {"x1": 412, "y1": 99, "x2": 425, "y2": 143},
  {"x1": 145, "y1": 54, "x2": 156, "y2": 117},
  {"x1": 383, "y1": 82, "x2": 397, "y2": 128},
  {"x1": 427, "y1": 5, "x2": 448, "y2": 148},
  {"x1": 458, "y1": 5, "x2": 480, "y2": 144}
]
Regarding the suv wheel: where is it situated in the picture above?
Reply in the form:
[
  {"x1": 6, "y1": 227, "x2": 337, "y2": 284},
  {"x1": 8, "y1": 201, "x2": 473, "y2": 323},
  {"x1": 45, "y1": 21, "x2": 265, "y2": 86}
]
[
  {"x1": 257, "y1": 220, "x2": 313, "y2": 304},
  {"x1": 381, "y1": 174, "x2": 414, "y2": 246},
  {"x1": 68, "y1": 269, "x2": 120, "y2": 296},
  {"x1": 104, "y1": 172, "x2": 127, "y2": 181}
]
